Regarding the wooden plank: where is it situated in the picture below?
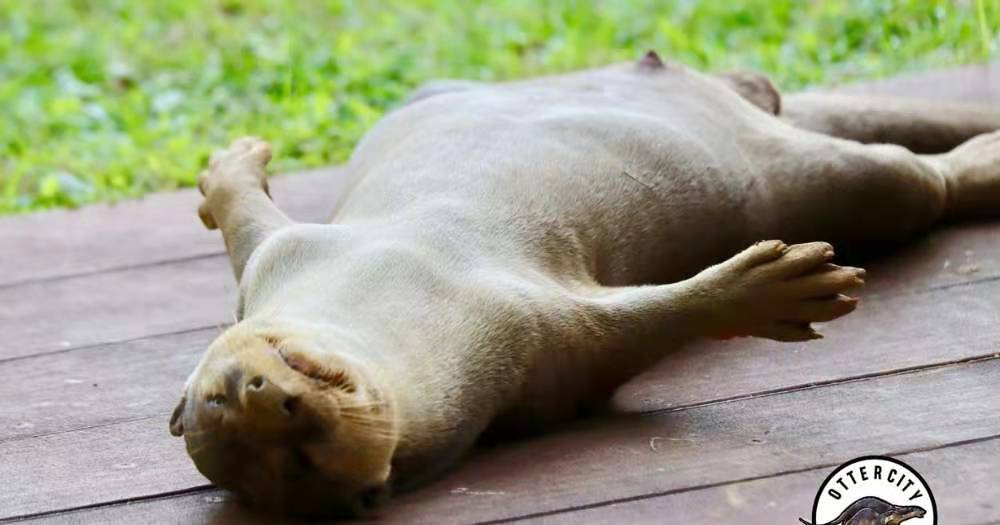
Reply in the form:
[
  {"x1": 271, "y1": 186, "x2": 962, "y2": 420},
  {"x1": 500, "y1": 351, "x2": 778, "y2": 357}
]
[
  {"x1": 0, "y1": 329, "x2": 211, "y2": 442},
  {"x1": 0, "y1": 168, "x2": 344, "y2": 287},
  {"x1": 3, "y1": 358, "x2": 997, "y2": 522},
  {"x1": 853, "y1": 221, "x2": 1000, "y2": 297},
  {"x1": 13, "y1": 490, "x2": 267, "y2": 525},
  {"x1": 0, "y1": 64, "x2": 994, "y2": 289},
  {"x1": 0, "y1": 256, "x2": 233, "y2": 360},
  {"x1": 0, "y1": 418, "x2": 206, "y2": 521},
  {"x1": 20, "y1": 437, "x2": 1000, "y2": 525},
  {"x1": 2, "y1": 259, "x2": 999, "y2": 442},
  {"x1": 531, "y1": 437, "x2": 1000, "y2": 525}
]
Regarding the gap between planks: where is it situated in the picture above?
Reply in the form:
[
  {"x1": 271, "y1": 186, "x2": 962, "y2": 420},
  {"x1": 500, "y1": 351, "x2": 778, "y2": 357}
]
[
  {"x1": 0, "y1": 252, "x2": 223, "y2": 292},
  {"x1": 486, "y1": 433, "x2": 1000, "y2": 524}
]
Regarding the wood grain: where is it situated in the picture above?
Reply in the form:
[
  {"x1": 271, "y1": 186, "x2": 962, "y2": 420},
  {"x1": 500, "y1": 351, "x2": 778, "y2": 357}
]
[
  {"x1": 0, "y1": 417, "x2": 206, "y2": 522},
  {"x1": 23, "y1": 438, "x2": 999, "y2": 525},
  {"x1": 0, "y1": 329, "x2": 212, "y2": 442},
  {"x1": 0, "y1": 256, "x2": 233, "y2": 360},
  {"x1": 379, "y1": 360, "x2": 1000, "y2": 523},
  {"x1": 0, "y1": 167, "x2": 345, "y2": 288},
  {"x1": 531, "y1": 437, "x2": 1000, "y2": 525},
  {"x1": 2, "y1": 358, "x2": 998, "y2": 522}
]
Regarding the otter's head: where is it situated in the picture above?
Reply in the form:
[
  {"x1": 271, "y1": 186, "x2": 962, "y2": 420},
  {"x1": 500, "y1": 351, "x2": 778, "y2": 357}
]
[
  {"x1": 169, "y1": 324, "x2": 398, "y2": 516},
  {"x1": 888, "y1": 505, "x2": 927, "y2": 525}
]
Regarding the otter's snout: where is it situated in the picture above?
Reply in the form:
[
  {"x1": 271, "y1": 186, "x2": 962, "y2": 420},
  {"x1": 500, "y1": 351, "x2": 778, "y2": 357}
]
[
  {"x1": 241, "y1": 374, "x2": 302, "y2": 430},
  {"x1": 191, "y1": 368, "x2": 308, "y2": 437}
]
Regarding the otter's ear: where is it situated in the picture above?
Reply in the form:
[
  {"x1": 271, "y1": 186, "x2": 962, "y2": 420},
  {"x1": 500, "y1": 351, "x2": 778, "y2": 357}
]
[{"x1": 169, "y1": 393, "x2": 187, "y2": 437}]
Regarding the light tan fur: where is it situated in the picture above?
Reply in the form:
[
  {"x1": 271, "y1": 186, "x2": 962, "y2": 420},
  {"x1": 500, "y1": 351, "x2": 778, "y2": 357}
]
[{"x1": 171, "y1": 56, "x2": 1000, "y2": 515}]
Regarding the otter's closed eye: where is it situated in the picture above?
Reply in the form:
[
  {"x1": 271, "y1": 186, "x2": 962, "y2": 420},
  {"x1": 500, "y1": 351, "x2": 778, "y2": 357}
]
[
  {"x1": 327, "y1": 370, "x2": 355, "y2": 393},
  {"x1": 278, "y1": 349, "x2": 356, "y2": 392}
]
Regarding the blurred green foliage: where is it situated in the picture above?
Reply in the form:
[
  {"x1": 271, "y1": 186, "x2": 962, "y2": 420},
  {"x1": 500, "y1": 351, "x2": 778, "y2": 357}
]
[{"x1": 0, "y1": 0, "x2": 996, "y2": 213}]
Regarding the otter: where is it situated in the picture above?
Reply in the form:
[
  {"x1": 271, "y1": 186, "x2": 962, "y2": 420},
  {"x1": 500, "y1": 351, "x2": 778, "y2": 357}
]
[
  {"x1": 169, "y1": 52, "x2": 1000, "y2": 515},
  {"x1": 800, "y1": 496, "x2": 927, "y2": 525}
]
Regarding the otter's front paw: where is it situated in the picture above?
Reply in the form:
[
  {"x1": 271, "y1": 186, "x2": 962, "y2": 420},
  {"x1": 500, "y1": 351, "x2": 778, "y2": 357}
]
[
  {"x1": 702, "y1": 240, "x2": 866, "y2": 342},
  {"x1": 197, "y1": 136, "x2": 273, "y2": 229}
]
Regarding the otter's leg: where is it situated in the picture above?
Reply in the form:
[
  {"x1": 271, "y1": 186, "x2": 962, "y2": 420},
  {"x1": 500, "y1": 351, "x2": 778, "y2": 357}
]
[
  {"x1": 781, "y1": 92, "x2": 1000, "y2": 154},
  {"x1": 713, "y1": 69, "x2": 1000, "y2": 153},
  {"x1": 760, "y1": 128, "x2": 1000, "y2": 247},
  {"x1": 197, "y1": 137, "x2": 292, "y2": 280},
  {"x1": 590, "y1": 240, "x2": 864, "y2": 345},
  {"x1": 573, "y1": 241, "x2": 864, "y2": 390}
]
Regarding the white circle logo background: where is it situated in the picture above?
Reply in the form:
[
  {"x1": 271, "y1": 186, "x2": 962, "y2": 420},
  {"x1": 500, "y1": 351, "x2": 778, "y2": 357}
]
[{"x1": 811, "y1": 456, "x2": 936, "y2": 525}]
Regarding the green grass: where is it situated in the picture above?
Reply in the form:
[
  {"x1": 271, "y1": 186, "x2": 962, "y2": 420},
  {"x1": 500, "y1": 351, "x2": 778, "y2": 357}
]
[{"x1": 0, "y1": 0, "x2": 996, "y2": 213}]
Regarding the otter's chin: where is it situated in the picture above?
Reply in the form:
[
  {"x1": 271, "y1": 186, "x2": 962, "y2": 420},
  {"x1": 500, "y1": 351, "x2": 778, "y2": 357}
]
[{"x1": 170, "y1": 325, "x2": 399, "y2": 516}]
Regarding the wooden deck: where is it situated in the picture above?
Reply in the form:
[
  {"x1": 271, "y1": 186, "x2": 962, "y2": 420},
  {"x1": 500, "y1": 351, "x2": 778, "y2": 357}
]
[{"x1": 2, "y1": 65, "x2": 999, "y2": 524}]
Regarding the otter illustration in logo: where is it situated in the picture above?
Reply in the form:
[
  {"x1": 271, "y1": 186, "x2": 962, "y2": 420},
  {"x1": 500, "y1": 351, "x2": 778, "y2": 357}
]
[
  {"x1": 803, "y1": 456, "x2": 936, "y2": 525},
  {"x1": 798, "y1": 496, "x2": 926, "y2": 525}
]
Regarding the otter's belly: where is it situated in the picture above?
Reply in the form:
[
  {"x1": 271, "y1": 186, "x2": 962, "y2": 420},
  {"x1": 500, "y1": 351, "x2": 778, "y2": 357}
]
[
  {"x1": 529, "y1": 110, "x2": 774, "y2": 285},
  {"x1": 337, "y1": 89, "x2": 776, "y2": 286}
]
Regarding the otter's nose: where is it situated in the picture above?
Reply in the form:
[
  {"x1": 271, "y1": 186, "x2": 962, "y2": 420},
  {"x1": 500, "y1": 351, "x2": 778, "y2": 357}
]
[{"x1": 243, "y1": 374, "x2": 300, "y2": 419}]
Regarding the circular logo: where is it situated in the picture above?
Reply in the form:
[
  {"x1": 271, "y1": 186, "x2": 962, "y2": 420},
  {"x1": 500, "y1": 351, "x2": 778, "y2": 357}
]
[{"x1": 801, "y1": 456, "x2": 936, "y2": 525}]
